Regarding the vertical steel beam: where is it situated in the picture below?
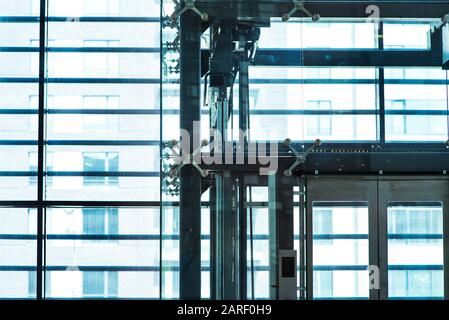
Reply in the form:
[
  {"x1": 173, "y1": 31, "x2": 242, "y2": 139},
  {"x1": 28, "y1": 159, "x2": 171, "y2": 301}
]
[
  {"x1": 369, "y1": 180, "x2": 380, "y2": 300},
  {"x1": 238, "y1": 176, "x2": 247, "y2": 299},
  {"x1": 378, "y1": 22, "x2": 386, "y2": 144},
  {"x1": 215, "y1": 171, "x2": 238, "y2": 299},
  {"x1": 269, "y1": 174, "x2": 294, "y2": 299},
  {"x1": 377, "y1": 180, "x2": 389, "y2": 300},
  {"x1": 37, "y1": 0, "x2": 47, "y2": 301},
  {"x1": 179, "y1": 11, "x2": 202, "y2": 300},
  {"x1": 239, "y1": 58, "x2": 250, "y2": 144},
  {"x1": 238, "y1": 55, "x2": 250, "y2": 300},
  {"x1": 209, "y1": 185, "x2": 217, "y2": 300},
  {"x1": 305, "y1": 179, "x2": 314, "y2": 300},
  {"x1": 299, "y1": 177, "x2": 306, "y2": 300}
]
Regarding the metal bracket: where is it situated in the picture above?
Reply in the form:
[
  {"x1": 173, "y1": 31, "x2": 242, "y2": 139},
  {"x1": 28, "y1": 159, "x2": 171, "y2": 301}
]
[
  {"x1": 442, "y1": 13, "x2": 449, "y2": 24},
  {"x1": 170, "y1": 0, "x2": 209, "y2": 22},
  {"x1": 283, "y1": 138, "x2": 322, "y2": 176},
  {"x1": 282, "y1": 0, "x2": 320, "y2": 22},
  {"x1": 167, "y1": 139, "x2": 210, "y2": 178}
]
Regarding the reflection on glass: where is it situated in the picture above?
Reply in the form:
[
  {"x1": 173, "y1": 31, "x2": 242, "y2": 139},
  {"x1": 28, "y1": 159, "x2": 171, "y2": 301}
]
[
  {"x1": 385, "y1": 68, "x2": 448, "y2": 142},
  {"x1": 45, "y1": 207, "x2": 160, "y2": 299},
  {"x1": 0, "y1": 208, "x2": 37, "y2": 299},
  {"x1": 313, "y1": 203, "x2": 369, "y2": 299},
  {"x1": 388, "y1": 203, "x2": 444, "y2": 299},
  {"x1": 247, "y1": 187, "x2": 270, "y2": 299}
]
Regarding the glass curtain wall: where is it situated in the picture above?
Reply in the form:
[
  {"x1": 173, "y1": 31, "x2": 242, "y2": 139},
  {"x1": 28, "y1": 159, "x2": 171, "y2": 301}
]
[
  {"x1": 0, "y1": 0, "x2": 162, "y2": 299},
  {"x1": 2, "y1": 0, "x2": 449, "y2": 300}
]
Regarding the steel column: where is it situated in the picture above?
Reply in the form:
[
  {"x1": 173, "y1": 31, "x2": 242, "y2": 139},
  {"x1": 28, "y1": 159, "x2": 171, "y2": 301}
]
[
  {"x1": 37, "y1": 0, "x2": 47, "y2": 300},
  {"x1": 179, "y1": 11, "x2": 202, "y2": 300},
  {"x1": 269, "y1": 174, "x2": 294, "y2": 299}
]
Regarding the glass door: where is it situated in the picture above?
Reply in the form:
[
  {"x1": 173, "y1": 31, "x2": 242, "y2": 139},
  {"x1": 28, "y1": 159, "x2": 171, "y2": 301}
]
[
  {"x1": 306, "y1": 178, "x2": 378, "y2": 300},
  {"x1": 379, "y1": 179, "x2": 449, "y2": 300}
]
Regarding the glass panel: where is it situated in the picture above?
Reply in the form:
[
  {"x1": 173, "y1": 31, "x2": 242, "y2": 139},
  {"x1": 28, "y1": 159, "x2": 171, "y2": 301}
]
[
  {"x1": 383, "y1": 22, "x2": 437, "y2": 50},
  {"x1": 0, "y1": 3, "x2": 39, "y2": 202},
  {"x1": 45, "y1": 2, "x2": 160, "y2": 202},
  {"x1": 259, "y1": 20, "x2": 376, "y2": 49},
  {"x1": 388, "y1": 202, "x2": 444, "y2": 299},
  {"x1": 0, "y1": 208, "x2": 37, "y2": 299},
  {"x1": 161, "y1": 206, "x2": 179, "y2": 299},
  {"x1": 313, "y1": 203, "x2": 369, "y2": 299},
  {"x1": 247, "y1": 187, "x2": 270, "y2": 299},
  {"x1": 248, "y1": 67, "x2": 377, "y2": 141},
  {"x1": 45, "y1": 207, "x2": 160, "y2": 299},
  {"x1": 384, "y1": 68, "x2": 448, "y2": 142}
]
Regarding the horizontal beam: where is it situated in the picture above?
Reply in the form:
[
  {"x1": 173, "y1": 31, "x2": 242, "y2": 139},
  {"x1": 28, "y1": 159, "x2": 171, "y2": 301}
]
[
  {"x1": 253, "y1": 49, "x2": 437, "y2": 67},
  {"x1": 4, "y1": 109, "x2": 449, "y2": 116},
  {"x1": 198, "y1": 144, "x2": 449, "y2": 173},
  {"x1": 197, "y1": 0, "x2": 449, "y2": 19},
  {"x1": 0, "y1": 17, "x2": 159, "y2": 23}
]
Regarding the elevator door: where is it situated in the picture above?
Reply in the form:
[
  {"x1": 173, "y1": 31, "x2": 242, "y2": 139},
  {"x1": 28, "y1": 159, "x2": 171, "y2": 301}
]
[
  {"x1": 378, "y1": 179, "x2": 449, "y2": 300},
  {"x1": 307, "y1": 177, "x2": 449, "y2": 300},
  {"x1": 306, "y1": 178, "x2": 378, "y2": 300}
]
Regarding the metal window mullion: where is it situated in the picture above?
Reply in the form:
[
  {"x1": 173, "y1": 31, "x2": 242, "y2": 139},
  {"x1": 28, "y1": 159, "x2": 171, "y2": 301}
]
[
  {"x1": 305, "y1": 182, "x2": 313, "y2": 300},
  {"x1": 378, "y1": 22, "x2": 386, "y2": 144},
  {"x1": 299, "y1": 177, "x2": 306, "y2": 300},
  {"x1": 158, "y1": 0, "x2": 163, "y2": 300},
  {"x1": 369, "y1": 180, "x2": 380, "y2": 300},
  {"x1": 36, "y1": 0, "x2": 47, "y2": 301},
  {"x1": 377, "y1": 180, "x2": 389, "y2": 300}
]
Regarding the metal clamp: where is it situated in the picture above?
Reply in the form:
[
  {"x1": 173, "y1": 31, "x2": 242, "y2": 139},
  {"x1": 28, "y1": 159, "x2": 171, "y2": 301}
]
[
  {"x1": 283, "y1": 138, "x2": 322, "y2": 176},
  {"x1": 170, "y1": 0, "x2": 209, "y2": 22},
  {"x1": 282, "y1": 0, "x2": 320, "y2": 22},
  {"x1": 442, "y1": 13, "x2": 449, "y2": 24},
  {"x1": 168, "y1": 139, "x2": 210, "y2": 178}
]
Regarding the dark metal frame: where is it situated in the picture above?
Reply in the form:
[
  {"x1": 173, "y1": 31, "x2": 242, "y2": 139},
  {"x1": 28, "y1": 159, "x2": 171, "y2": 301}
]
[
  {"x1": 3, "y1": 0, "x2": 449, "y2": 301},
  {"x1": 0, "y1": 1, "x2": 163, "y2": 300}
]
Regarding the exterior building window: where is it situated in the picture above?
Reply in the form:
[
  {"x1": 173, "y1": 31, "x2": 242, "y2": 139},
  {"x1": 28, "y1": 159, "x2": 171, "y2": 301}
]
[
  {"x1": 83, "y1": 152, "x2": 119, "y2": 186},
  {"x1": 313, "y1": 209, "x2": 333, "y2": 245},
  {"x1": 83, "y1": 271, "x2": 118, "y2": 298},
  {"x1": 28, "y1": 271, "x2": 36, "y2": 298},
  {"x1": 82, "y1": 96, "x2": 120, "y2": 132},
  {"x1": 388, "y1": 207, "x2": 442, "y2": 244},
  {"x1": 313, "y1": 271, "x2": 333, "y2": 298},
  {"x1": 306, "y1": 68, "x2": 332, "y2": 79},
  {"x1": 83, "y1": 40, "x2": 120, "y2": 76},
  {"x1": 29, "y1": 152, "x2": 53, "y2": 187},
  {"x1": 387, "y1": 100, "x2": 407, "y2": 135},
  {"x1": 307, "y1": 100, "x2": 332, "y2": 136},
  {"x1": 28, "y1": 271, "x2": 51, "y2": 298},
  {"x1": 30, "y1": 39, "x2": 55, "y2": 74},
  {"x1": 82, "y1": 208, "x2": 118, "y2": 235},
  {"x1": 389, "y1": 270, "x2": 443, "y2": 298},
  {"x1": 84, "y1": 0, "x2": 120, "y2": 16}
]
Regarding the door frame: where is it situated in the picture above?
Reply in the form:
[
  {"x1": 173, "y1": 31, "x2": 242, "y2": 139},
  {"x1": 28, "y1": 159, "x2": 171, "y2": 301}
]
[
  {"x1": 305, "y1": 176, "x2": 379, "y2": 300},
  {"x1": 378, "y1": 178, "x2": 449, "y2": 300},
  {"x1": 305, "y1": 175, "x2": 449, "y2": 300}
]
